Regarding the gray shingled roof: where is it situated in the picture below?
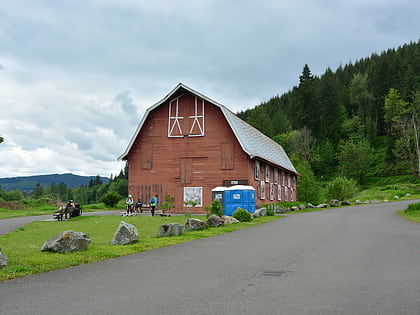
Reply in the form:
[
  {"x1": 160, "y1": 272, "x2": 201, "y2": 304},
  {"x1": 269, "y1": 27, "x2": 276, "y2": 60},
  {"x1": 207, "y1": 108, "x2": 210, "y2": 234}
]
[{"x1": 119, "y1": 83, "x2": 297, "y2": 175}]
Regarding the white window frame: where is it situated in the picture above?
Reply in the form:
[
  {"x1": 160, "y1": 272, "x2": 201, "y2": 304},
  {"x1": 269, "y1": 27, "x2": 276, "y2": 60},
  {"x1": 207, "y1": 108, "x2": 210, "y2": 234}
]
[
  {"x1": 260, "y1": 180, "x2": 265, "y2": 200},
  {"x1": 274, "y1": 168, "x2": 278, "y2": 184},
  {"x1": 269, "y1": 183, "x2": 274, "y2": 201},
  {"x1": 255, "y1": 160, "x2": 260, "y2": 180},
  {"x1": 168, "y1": 96, "x2": 184, "y2": 137},
  {"x1": 265, "y1": 164, "x2": 270, "y2": 183}
]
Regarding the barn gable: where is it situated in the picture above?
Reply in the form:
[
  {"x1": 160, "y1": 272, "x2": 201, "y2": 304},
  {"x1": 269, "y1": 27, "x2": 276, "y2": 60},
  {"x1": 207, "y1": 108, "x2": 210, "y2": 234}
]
[{"x1": 119, "y1": 83, "x2": 297, "y2": 175}]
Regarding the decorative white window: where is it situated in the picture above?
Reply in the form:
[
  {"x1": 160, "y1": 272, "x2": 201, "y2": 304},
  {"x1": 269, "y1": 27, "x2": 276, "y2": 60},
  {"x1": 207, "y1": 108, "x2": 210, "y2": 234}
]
[
  {"x1": 277, "y1": 185, "x2": 282, "y2": 201},
  {"x1": 274, "y1": 168, "x2": 278, "y2": 184},
  {"x1": 168, "y1": 96, "x2": 184, "y2": 137},
  {"x1": 260, "y1": 180, "x2": 265, "y2": 200},
  {"x1": 290, "y1": 188, "x2": 294, "y2": 201},
  {"x1": 287, "y1": 174, "x2": 291, "y2": 187},
  {"x1": 188, "y1": 97, "x2": 205, "y2": 137},
  {"x1": 284, "y1": 186, "x2": 288, "y2": 201},
  {"x1": 168, "y1": 95, "x2": 204, "y2": 137},
  {"x1": 281, "y1": 171, "x2": 285, "y2": 186},
  {"x1": 265, "y1": 164, "x2": 270, "y2": 182},
  {"x1": 255, "y1": 160, "x2": 260, "y2": 180},
  {"x1": 269, "y1": 183, "x2": 274, "y2": 201}
]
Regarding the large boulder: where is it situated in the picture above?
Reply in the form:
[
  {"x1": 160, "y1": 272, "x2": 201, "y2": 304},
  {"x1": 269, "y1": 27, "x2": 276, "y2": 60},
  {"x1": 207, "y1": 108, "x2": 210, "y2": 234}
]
[
  {"x1": 158, "y1": 223, "x2": 184, "y2": 237},
  {"x1": 220, "y1": 216, "x2": 240, "y2": 224},
  {"x1": 184, "y1": 218, "x2": 207, "y2": 231},
  {"x1": 0, "y1": 247, "x2": 8, "y2": 269},
  {"x1": 207, "y1": 214, "x2": 223, "y2": 227},
  {"x1": 317, "y1": 203, "x2": 328, "y2": 208},
  {"x1": 111, "y1": 221, "x2": 138, "y2": 245},
  {"x1": 41, "y1": 230, "x2": 91, "y2": 253}
]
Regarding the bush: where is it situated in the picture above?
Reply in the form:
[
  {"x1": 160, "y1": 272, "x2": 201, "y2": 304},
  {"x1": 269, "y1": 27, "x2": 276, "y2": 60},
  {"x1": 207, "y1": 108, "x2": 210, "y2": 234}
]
[
  {"x1": 101, "y1": 192, "x2": 122, "y2": 207},
  {"x1": 206, "y1": 199, "x2": 224, "y2": 217},
  {"x1": 266, "y1": 208, "x2": 274, "y2": 216},
  {"x1": 326, "y1": 176, "x2": 357, "y2": 201},
  {"x1": 405, "y1": 202, "x2": 420, "y2": 213},
  {"x1": 233, "y1": 208, "x2": 252, "y2": 222}
]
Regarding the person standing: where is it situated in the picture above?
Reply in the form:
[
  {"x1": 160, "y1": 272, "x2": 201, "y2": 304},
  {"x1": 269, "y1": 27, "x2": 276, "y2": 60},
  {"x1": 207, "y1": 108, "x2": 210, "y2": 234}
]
[
  {"x1": 126, "y1": 194, "x2": 134, "y2": 215},
  {"x1": 149, "y1": 194, "x2": 158, "y2": 216}
]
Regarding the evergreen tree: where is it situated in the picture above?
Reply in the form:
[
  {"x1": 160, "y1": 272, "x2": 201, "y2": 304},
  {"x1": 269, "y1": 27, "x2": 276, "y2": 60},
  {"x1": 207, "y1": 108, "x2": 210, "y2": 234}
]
[{"x1": 295, "y1": 64, "x2": 319, "y2": 135}]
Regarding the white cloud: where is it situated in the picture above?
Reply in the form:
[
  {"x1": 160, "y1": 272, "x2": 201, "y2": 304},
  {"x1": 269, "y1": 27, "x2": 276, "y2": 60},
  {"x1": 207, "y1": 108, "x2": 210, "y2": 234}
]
[{"x1": 0, "y1": 0, "x2": 419, "y2": 177}]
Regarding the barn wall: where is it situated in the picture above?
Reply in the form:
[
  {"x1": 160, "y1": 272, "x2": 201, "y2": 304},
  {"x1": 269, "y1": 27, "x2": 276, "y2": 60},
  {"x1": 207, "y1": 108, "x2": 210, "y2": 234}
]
[{"x1": 127, "y1": 93, "x2": 251, "y2": 213}]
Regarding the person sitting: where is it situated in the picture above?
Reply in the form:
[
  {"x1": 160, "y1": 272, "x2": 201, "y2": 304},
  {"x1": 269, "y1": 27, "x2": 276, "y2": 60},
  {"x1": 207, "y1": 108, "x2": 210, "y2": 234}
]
[{"x1": 135, "y1": 199, "x2": 143, "y2": 213}]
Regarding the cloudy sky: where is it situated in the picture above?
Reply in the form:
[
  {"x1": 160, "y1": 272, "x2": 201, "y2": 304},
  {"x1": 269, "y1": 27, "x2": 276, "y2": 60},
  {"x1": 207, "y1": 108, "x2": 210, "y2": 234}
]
[{"x1": 0, "y1": 0, "x2": 418, "y2": 178}]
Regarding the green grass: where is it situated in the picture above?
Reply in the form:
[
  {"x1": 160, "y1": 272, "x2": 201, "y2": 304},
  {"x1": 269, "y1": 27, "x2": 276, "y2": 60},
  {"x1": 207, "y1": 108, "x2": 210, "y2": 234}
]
[
  {"x1": 0, "y1": 214, "x2": 281, "y2": 281},
  {"x1": 399, "y1": 202, "x2": 420, "y2": 223}
]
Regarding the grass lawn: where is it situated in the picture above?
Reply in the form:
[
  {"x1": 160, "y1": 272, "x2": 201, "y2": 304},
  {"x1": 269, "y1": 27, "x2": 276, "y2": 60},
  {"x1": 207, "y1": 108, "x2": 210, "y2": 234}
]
[
  {"x1": 0, "y1": 214, "x2": 281, "y2": 281},
  {"x1": 398, "y1": 202, "x2": 420, "y2": 223}
]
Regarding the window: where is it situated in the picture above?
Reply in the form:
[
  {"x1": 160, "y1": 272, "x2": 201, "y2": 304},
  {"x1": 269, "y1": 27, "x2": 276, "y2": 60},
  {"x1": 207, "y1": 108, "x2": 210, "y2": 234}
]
[
  {"x1": 255, "y1": 160, "x2": 260, "y2": 180},
  {"x1": 269, "y1": 183, "x2": 274, "y2": 201},
  {"x1": 281, "y1": 171, "x2": 285, "y2": 186},
  {"x1": 168, "y1": 95, "x2": 204, "y2": 137},
  {"x1": 265, "y1": 164, "x2": 270, "y2": 182},
  {"x1": 260, "y1": 180, "x2": 265, "y2": 200},
  {"x1": 277, "y1": 185, "x2": 282, "y2": 201},
  {"x1": 184, "y1": 187, "x2": 202, "y2": 207},
  {"x1": 274, "y1": 168, "x2": 278, "y2": 184}
]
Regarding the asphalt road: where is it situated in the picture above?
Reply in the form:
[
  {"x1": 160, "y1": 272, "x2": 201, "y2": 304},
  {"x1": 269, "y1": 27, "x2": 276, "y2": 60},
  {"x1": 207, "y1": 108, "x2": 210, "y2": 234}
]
[{"x1": 1, "y1": 201, "x2": 419, "y2": 314}]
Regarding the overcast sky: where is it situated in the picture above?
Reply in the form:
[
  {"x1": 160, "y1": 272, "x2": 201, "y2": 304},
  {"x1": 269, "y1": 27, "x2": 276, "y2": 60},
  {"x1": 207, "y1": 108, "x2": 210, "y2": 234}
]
[{"x1": 0, "y1": 0, "x2": 418, "y2": 178}]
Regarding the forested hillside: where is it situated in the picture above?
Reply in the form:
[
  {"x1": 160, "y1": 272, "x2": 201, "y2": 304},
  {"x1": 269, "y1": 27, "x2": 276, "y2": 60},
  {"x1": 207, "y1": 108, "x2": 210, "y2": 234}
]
[{"x1": 238, "y1": 40, "x2": 419, "y2": 184}]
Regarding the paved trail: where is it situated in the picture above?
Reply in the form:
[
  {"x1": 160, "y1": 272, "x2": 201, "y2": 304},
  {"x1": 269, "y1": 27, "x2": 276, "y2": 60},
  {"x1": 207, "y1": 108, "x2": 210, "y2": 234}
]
[{"x1": 1, "y1": 201, "x2": 419, "y2": 314}]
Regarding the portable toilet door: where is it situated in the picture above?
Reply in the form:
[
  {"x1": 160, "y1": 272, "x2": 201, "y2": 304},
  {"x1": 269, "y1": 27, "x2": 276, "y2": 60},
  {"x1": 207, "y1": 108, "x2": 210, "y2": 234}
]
[
  {"x1": 211, "y1": 187, "x2": 226, "y2": 210},
  {"x1": 224, "y1": 185, "x2": 256, "y2": 216}
]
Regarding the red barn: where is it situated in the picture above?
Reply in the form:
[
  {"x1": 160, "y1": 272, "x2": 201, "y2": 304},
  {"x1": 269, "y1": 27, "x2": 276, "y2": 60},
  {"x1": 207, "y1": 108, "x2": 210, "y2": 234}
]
[{"x1": 119, "y1": 83, "x2": 299, "y2": 213}]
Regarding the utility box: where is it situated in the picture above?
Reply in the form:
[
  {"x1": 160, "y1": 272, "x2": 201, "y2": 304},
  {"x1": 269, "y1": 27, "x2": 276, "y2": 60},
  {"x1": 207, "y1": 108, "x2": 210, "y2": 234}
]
[{"x1": 223, "y1": 185, "x2": 256, "y2": 216}]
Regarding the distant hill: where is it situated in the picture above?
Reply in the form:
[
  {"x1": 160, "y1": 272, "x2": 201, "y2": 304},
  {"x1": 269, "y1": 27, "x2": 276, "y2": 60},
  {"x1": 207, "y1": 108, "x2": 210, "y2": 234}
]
[{"x1": 0, "y1": 173, "x2": 110, "y2": 192}]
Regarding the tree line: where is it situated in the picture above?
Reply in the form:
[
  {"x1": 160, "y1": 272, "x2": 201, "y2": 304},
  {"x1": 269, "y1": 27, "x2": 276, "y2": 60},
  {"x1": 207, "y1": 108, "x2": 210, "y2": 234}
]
[
  {"x1": 0, "y1": 168, "x2": 128, "y2": 205},
  {"x1": 238, "y1": 41, "x2": 419, "y2": 186}
]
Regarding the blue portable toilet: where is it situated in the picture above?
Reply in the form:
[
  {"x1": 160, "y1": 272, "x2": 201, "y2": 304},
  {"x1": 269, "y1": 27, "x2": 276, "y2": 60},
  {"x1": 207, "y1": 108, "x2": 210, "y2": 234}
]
[{"x1": 223, "y1": 185, "x2": 256, "y2": 216}]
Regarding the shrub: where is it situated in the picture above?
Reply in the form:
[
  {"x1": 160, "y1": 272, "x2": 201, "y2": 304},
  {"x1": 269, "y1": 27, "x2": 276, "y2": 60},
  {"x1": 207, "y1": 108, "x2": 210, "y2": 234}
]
[
  {"x1": 326, "y1": 176, "x2": 357, "y2": 201},
  {"x1": 266, "y1": 208, "x2": 274, "y2": 216},
  {"x1": 205, "y1": 199, "x2": 224, "y2": 217},
  {"x1": 405, "y1": 202, "x2": 420, "y2": 213},
  {"x1": 101, "y1": 192, "x2": 122, "y2": 207},
  {"x1": 233, "y1": 208, "x2": 252, "y2": 222}
]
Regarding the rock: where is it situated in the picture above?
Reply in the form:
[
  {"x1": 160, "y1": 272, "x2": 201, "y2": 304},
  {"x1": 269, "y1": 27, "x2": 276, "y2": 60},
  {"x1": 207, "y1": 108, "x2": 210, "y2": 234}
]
[
  {"x1": 290, "y1": 206, "x2": 299, "y2": 211},
  {"x1": 184, "y1": 218, "x2": 207, "y2": 231},
  {"x1": 394, "y1": 195, "x2": 399, "y2": 199},
  {"x1": 307, "y1": 203, "x2": 316, "y2": 208},
  {"x1": 405, "y1": 193, "x2": 412, "y2": 196},
  {"x1": 207, "y1": 214, "x2": 223, "y2": 227},
  {"x1": 258, "y1": 207, "x2": 267, "y2": 216},
  {"x1": 158, "y1": 223, "x2": 184, "y2": 237},
  {"x1": 0, "y1": 247, "x2": 8, "y2": 269},
  {"x1": 111, "y1": 221, "x2": 138, "y2": 245},
  {"x1": 330, "y1": 199, "x2": 339, "y2": 207},
  {"x1": 341, "y1": 201, "x2": 351, "y2": 206},
  {"x1": 41, "y1": 230, "x2": 91, "y2": 253},
  {"x1": 252, "y1": 210, "x2": 262, "y2": 218},
  {"x1": 317, "y1": 204, "x2": 328, "y2": 208},
  {"x1": 220, "y1": 216, "x2": 239, "y2": 224},
  {"x1": 298, "y1": 204, "x2": 306, "y2": 210},
  {"x1": 355, "y1": 200, "x2": 362, "y2": 204}
]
